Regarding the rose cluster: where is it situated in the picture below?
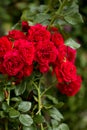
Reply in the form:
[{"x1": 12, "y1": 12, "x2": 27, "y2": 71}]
[{"x1": 0, "y1": 22, "x2": 82, "y2": 96}]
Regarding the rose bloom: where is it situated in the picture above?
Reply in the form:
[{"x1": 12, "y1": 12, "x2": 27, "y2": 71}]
[
  {"x1": 52, "y1": 44, "x2": 67, "y2": 69},
  {"x1": 16, "y1": 64, "x2": 33, "y2": 80},
  {"x1": 51, "y1": 32, "x2": 64, "y2": 48},
  {"x1": 35, "y1": 40, "x2": 58, "y2": 65},
  {"x1": 57, "y1": 75, "x2": 82, "y2": 96},
  {"x1": 57, "y1": 44, "x2": 67, "y2": 63},
  {"x1": 3, "y1": 50, "x2": 24, "y2": 76},
  {"x1": 66, "y1": 46, "x2": 76, "y2": 64},
  {"x1": 14, "y1": 39, "x2": 35, "y2": 65},
  {"x1": 0, "y1": 36, "x2": 12, "y2": 73},
  {"x1": 8, "y1": 29, "x2": 26, "y2": 40},
  {"x1": 27, "y1": 24, "x2": 51, "y2": 43},
  {"x1": 0, "y1": 36, "x2": 12, "y2": 58},
  {"x1": 54, "y1": 60, "x2": 77, "y2": 82}
]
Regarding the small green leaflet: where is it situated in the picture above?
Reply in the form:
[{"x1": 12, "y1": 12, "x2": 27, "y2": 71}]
[
  {"x1": 64, "y1": 13, "x2": 83, "y2": 25},
  {"x1": 65, "y1": 38, "x2": 81, "y2": 49},
  {"x1": 18, "y1": 101, "x2": 31, "y2": 112},
  {"x1": 19, "y1": 114, "x2": 33, "y2": 127}
]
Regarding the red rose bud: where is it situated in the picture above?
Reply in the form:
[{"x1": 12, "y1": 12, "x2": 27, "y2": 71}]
[{"x1": 22, "y1": 21, "x2": 30, "y2": 32}]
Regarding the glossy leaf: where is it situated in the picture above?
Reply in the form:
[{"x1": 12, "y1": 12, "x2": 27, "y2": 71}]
[
  {"x1": 15, "y1": 82, "x2": 26, "y2": 96},
  {"x1": 18, "y1": 101, "x2": 31, "y2": 112},
  {"x1": 45, "y1": 95, "x2": 58, "y2": 104},
  {"x1": 64, "y1": 13, "x2": 83, "y2": 25},
  {"x1": 9, "y1": 108, "x2": 20, "y2": 118},
  {"x1": 2, "y1": 102, "x2": 9, "y2": 112},
  {"x1": 11, "y1": 97, "x2": 22, "y2": 102},
  {"x1": 0, "y1": 91, "x2": 5, "y2": 102},
  {"x1": 65, "y1": 38, "x2": 81, "y2": 49},
  {"x1": 0, "y1": 111, "x2": 5, "y2": 118},
  {"x1": 33, "y1": 114, "x2": 44, "y2": 124},
  {"x1": 19, "y1": 114, "x2": 33, "y2": 126},
  {"x1": 48, "y1": 107, "x2": 63, "y2": 121},
  {"x1": 23, "y1": 125, "x2": 37, "y2": 130},
  {"x1": 58, "y1": 123, "x2": 69, "y2": 130},
  {"x1": 34, "y1": 13, "x2": 51, "y2": 24},
  {"x1": 51, "y1": 119, "x2": 59, "y2": 130}
]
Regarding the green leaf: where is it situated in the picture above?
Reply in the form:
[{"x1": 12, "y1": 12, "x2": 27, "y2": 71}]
[
  {"x1": 21, "y1": 9, "x2": 35, "y2": 21},
  {"x1": 18, "y1": 101, "x2": 31, "y2": 112},
  {"x1": 48, "y1": 107, "x2": 63, "y2": 121},
  {"x1": 33, "y1": 114, "x2": 44, "y2": 124},
  {"x1": 38, "y1": 5, "x2": 47, "y2": 13},
  {"x1": 34, "y1": 13, "x2": 51, "y2": 24},
  {"x1": 0, "y1": 91, "x2": 5, "y2": 102},
  {"x1": 2, "y1": 102, "x2": 9, "y2": 112},
  {"x1": 11, "y1": 97, "x2": 22, "y2": 102},
  {"x1": 0, "y1": 111, "x2": 5, "y2": 118},
  {"x1": 55, "y1": 102, "x2": 64, "y2": 108},
  {"x1": 19, "y1": 114, "x2": 33, "y2": 126},
  {"x1": 9, "y1": 108, "x2": 20, "y2": 118},
  {"x1": 15, "y1": 82, "x2": 26, "y2": 96},
  {"x1": 23, "y1": 125, "x2": 37, "y2": 130},
  {"x1": 58, "y1": 123, "x2": 69, "y2": 130},
  {"x1": 51, "y1": 119, "x2": 59, "y2": 130},
  {"x1": 64, "y1": 13, "x2": 83, "y2": 25},
  {"x1": 65, "y1": 38, "x2": 81, "y2": 49},
  {"x1": 46, "y1": 95, "x2": 58, "y2": 104}
]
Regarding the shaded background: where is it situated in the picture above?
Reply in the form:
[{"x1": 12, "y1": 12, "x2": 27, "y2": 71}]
[{"x1": 0, "y1": 0, "x2": 87, "y2": 130}]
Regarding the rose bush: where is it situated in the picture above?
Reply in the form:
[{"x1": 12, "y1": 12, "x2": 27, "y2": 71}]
[{"x1": 0, "y1": 0, "x2": 83, "y2": 130}]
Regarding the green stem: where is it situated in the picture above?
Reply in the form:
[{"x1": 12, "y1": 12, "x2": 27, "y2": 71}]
[
  {"x1": 47, "y1": 0, "x2": 67, "y2": 29},
  {"x1": 5, "y1": 89, "x2": 10, "y2": 130},
  {"x1": 5, "y1": 119, "x2": 8, "y2": 130},
  {"x1": 33, "y1": 81, "x2": 44, "y2": 130},
  {"x1": 38, "y1": 85, "x2": 41, "y2": 115},
  {"x1": 7, "y1": 89, "x2": 10, "y2": 105},
  {"x1": 56, "y1": 0, "x2": 68, "y2": 14},
  {"x1": 41, "y1": 85, "x2": 53, "y2": 97},
  {"x1": 41, "y1": 123, "x2": 44, "y2": 130},
  {"x1": 41, "y1": 80, "x2": 57, "y2": 97},
  {"x1": 45, "y1": 0, "x2": 53, "y2": 13},
  {"x1": 32, "y1": 81, "x2": 38, "y2": 90},
  {"x1": 37, "y1": 86, "x2": 44, "y2": 130}
]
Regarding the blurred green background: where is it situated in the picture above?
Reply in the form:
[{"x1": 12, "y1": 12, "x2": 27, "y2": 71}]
[{"x1": 0, "y1": 0, "x2": 87, "y2": 130}]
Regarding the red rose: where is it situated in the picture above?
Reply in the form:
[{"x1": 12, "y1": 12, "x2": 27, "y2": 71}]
[
  {"x1": 51, "y1": 32, "x2": 64, "y2": 48},
  {"x1": 0, "y1": 36, "x2": 12, "y2": 73},
  {"x1": 57, "y1": 44, "x2": 67, "y2": 63},
  {"x1": 27, "y1": 24, "x2": 51, "y2": 43},
  {"x1": 14, "y1": 39, "x2": 35, "y2": 65},
  {"x1": 53, "y1": 44, "x2": 67, "y2": 67},
  {"x1": 22, "y1": 21, "x2": 30, "y2": 32},
  {"x1": 55, "y1": 60, "x2": 77, "y2": 82},
  {"x1": 66, "y1": 46, "x2": 76, "y2": 64},
  {"x1": 16, "y1": 64, "x2": 33, "y2": 80},
  {"x1": 57, "y1": 75, "x2": 82, "y2": 96},
  {"x1": 3, "y1": 50, "x2": 24, "y2": 76},
  {"x1": 35, "y1": 40, "x2": 58, "y2": 65},
  {"x1": 0, "y1": 59, "x2": 6, "y2": 74},
  {"x1": 0, "y1": 36, "x2": 12, "y2": 58},
  {"x1": 8, "y1": 29, "x2": 26, "y2": 40}
]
